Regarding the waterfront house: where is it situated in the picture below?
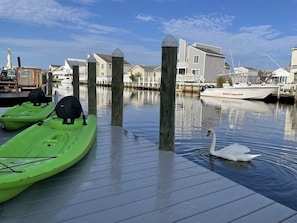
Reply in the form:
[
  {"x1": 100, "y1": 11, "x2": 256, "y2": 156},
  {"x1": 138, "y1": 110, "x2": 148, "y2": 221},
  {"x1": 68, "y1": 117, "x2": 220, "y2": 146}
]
[
  {"x1": 233, "y1": 66, "x2": 259, "y2": 84},
  {"x1": 48, "y1": 64, "x2": 63, "y2": 82},
  {"x1": 65, "y1": 58, "x2": 88, "y2": 83},
  {"x1": 49, "y1": 58, "x2": 87, "y2": 83},
  {"x1": 177, "y1": 39, "x2": 229, "y2": 83},
  {"x1": 94, "y1": 53, "x2": 131, "y2": 84},
  {"x1": 272, "y1": 68, "x2": 291, "y2": 84},
  {"x1": 130, "y1": 65, "x2": 161, "y2": 83}
]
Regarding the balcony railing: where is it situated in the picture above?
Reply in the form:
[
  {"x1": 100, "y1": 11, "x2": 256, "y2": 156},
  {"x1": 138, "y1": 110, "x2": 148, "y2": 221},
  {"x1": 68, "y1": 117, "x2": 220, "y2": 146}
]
[
  {"x1": 177, "y1": 62, "x2": 188, "y2": 68},
  {"x1": 176, "y1": 74, "x2": 205, "y2": 83}
]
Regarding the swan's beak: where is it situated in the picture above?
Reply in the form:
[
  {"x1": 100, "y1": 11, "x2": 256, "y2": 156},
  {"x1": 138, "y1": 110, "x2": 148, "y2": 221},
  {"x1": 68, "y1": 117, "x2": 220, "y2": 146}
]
[{"x1": 207, "y1": 130, "x2": 212, "y2": 136}]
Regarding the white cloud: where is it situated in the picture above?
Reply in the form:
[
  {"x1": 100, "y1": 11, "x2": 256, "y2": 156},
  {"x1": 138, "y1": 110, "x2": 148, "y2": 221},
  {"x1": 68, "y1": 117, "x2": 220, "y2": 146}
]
[
  {"x1": 0, "y1": 0, "x2": 88, "y2": 26},
  {"x1": 161, "y1": 14, "x2": 295, "y2": 68},
  {"x1": 239, "y1": 25, "x2": 280, "y2": 39},
  {"x1": 72, "y1": 0, "x2": 98, "y2": 4},
  {"x1": 136, "y1": 14, "x2": 156, "y2": 22},
  {"x1": 0, "y1": 0, "x2": 122, "y2": 34},
  {"x1": 163, "y1": 14, "x2": 234, "y2": 33}
]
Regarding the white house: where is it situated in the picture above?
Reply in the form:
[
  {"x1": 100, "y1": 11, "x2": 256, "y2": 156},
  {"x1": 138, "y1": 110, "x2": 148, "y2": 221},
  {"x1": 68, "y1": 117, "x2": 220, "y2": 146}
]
[
  {"x1": 233, "y1": 66, "x2": 259, "y2": 84},
  {"x1": 49, "y1": 58, "x2": 87, "y2": 82},
  {"x1": 65, "y1": 58, "x2": 88, "y2": 83},
  {"x1": 177, "y1": 39, "x2": 229, "y2": 83},
  {"x1": 272, "y1": 68, "x2": 291, "y2": 84},
  {"x1": 48, "y1": 64, "x2": 64, "y2": 81}
]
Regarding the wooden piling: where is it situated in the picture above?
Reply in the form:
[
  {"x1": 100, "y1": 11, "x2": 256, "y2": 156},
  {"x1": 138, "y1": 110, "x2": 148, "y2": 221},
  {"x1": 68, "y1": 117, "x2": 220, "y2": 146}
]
[
  {"x1": 159, "y1": 34, "x2": 178, "y2": 151},
  {"x1": 47, "y1": 72, "x2": 53, "y2": 96},
  {"x1": 111, "y1": 48, "x2": 124, "y2": 126},
  {"x1": 72, "y1": 63, "x2": 79, "y2": 99},
  {"x1": 87, "y1": 54, "x2": 97, "y2": 115}
]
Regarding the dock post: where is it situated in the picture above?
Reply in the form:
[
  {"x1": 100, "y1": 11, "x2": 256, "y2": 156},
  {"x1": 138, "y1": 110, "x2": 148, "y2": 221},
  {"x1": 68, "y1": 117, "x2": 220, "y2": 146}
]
[
  {"x1": 72, "y1": 63, "x2": 79, "y2": 99},
  {"x1": 111, "y1": 48, "x2": 124, "y2": 126},
  {"x1": 87, "y1": 54, "x2": 97, "y2": 115},
  {"x1": 159, "y1": 34, "x2": 178, "y2": 151},
  {"x1": 47, "y1": 72, "x2": 53, "y2": 96}
]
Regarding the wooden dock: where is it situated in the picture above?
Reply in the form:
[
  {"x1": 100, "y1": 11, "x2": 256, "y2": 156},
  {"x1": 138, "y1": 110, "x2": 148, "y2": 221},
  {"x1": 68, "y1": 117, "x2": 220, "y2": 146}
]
[
  {"x1": 0, "y1": 92, "x2": 30, "y2": 107},
  {"x1": 0, "y1": 91, "x2": 52, "y2": 107},
  {"x1": 0, "y1": 114, "x2": 297, "y2": 222}
]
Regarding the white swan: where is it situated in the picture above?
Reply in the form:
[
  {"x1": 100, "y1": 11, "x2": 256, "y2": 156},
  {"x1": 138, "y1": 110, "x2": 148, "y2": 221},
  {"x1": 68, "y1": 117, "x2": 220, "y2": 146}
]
[{"x1": 207, "y1": 129, "x2": 260, "y2": 161}]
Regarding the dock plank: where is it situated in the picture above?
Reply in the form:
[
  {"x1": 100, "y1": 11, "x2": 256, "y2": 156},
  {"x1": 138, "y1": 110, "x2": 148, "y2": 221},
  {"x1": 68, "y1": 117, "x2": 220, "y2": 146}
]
[
  {"x1": 0, "y1": 114, "x2": 296, "y2": 223},
  {"x1": 176, "y1": 194, "x2": 274, "y2": 223}
]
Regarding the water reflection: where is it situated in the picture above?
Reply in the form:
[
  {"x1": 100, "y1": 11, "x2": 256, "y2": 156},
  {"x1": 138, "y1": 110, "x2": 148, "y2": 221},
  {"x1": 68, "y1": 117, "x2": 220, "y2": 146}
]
[
  {"x1": 53, "y1": 85, "x2": 297, "y2": 210},
  {"x1": 209, "y1": 155, "x2": 257, "y2": 172}
]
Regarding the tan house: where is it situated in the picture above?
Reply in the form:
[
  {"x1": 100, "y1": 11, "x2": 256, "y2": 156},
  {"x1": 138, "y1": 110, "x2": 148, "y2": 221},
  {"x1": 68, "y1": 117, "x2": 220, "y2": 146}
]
[
  {"x1": 131, "y1": 65, "x2": 161, "y2": 83},
  {"x1": 94, "y1": 53, "x2": 131, "y2": 84}
]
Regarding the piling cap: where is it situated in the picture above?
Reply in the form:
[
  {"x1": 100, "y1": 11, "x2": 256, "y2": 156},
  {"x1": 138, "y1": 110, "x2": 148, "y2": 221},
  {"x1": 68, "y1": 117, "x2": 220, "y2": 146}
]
[
  {"x1": 87, "y1": 54, "x2": 96, "y2": 63},
  {"x1": 162, "y1": 34, "x2": 178, "y2": 48},
  {"x1": 112, "y1": 48, "x2": 124, "y2": 58}
]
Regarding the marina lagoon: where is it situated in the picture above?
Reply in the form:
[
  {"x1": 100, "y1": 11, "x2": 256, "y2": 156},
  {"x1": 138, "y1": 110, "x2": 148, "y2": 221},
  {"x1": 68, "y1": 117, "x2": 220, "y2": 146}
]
[{"x1": 50, "y1": 85, "x2": 297, "y2": 210}]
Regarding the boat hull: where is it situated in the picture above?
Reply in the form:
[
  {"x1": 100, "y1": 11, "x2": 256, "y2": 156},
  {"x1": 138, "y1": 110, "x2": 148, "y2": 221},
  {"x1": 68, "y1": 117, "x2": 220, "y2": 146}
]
[
  {"x1": 199, "y1": 86, "x2": 279, "y2": 100},
  {"x1": 0, "y1": 114, "x2": 97, "y2": 203},
  {"x1": 0, "y1": 102, "x2": 56, "y2": 130}
]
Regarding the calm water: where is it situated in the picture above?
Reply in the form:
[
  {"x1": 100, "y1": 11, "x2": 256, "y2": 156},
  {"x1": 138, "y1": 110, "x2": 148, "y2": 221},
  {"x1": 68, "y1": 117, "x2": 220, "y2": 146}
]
[
  {"x1": 119, "y1": 89, "x2": 297, "y2": 211},
  {"x1": 36, "y1": 85, "x2": 297, "y2": 210}
]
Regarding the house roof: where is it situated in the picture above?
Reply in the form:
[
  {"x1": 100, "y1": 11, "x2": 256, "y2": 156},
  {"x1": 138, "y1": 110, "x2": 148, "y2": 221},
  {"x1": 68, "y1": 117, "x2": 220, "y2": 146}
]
[
  {"x1": 95, "y1": 53, "x2": 130, "y2": 65},
  {"x1": 49, "y1": 64, "x2": 62, "y2": 68},
  {"x1": 241, "y1": 66, "x2": 257, "y2": 71},
  {"x1": 272, "y1": 68, "x2": 290, "y2": 77},
  {"x1": 137, "y1": 65, "x2": 159, "y2": 72},
  {"x1": 66, "y1": 59, "x2": 87, "y2": 67},
  {"x1": 193, "y1": 46, "x2": 224, "y2": 57}
]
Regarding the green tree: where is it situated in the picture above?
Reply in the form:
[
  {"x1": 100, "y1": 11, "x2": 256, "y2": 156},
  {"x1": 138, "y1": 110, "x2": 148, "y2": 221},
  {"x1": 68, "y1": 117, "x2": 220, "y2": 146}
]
[{"x1": 217, "y1": 76, "x2": 232, "y2": 88}]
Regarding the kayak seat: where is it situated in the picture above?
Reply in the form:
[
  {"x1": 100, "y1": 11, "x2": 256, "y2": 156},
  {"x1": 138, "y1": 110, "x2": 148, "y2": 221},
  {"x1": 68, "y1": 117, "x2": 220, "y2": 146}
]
[
  {"x1": 28, "y1": 88, "x2": 47, "y2": 106},
  {"x1": 55, "y1": 96, "x2": 86, "y2": 125}
]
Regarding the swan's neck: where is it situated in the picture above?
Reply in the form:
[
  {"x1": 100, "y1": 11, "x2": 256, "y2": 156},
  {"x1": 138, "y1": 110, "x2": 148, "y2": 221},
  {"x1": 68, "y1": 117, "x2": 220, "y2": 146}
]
[{"x1": 210, "y1": 131, "x2": 216, "y2": 155}]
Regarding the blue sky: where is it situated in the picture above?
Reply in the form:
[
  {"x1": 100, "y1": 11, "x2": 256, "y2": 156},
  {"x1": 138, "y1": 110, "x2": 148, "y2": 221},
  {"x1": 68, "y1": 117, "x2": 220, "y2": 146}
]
[{"x1": 1, "y1": 0, "x2": 297, "y2": 70}]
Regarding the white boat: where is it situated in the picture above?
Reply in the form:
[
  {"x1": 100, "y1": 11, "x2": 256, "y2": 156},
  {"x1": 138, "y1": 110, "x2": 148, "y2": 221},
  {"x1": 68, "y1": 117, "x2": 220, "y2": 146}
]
[
  {"x1": 200, "y1": 97, "x2": 274, "y2": 114},
  {"x1": 199, "y1": 84, "x2": 279, "y2": 100}
]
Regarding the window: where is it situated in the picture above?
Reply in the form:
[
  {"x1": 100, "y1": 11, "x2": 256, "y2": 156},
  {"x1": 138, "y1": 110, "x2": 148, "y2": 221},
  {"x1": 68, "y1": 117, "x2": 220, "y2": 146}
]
[
  {"x1": 193, "y1": 55, "x2": 199, "y2": 64},
  {"x1": 101, "y1": 64, "x2": 104, "y2": 69},
  {"x1": 178, "y1": 69, "x2": 186, "y2": 75},
  {"x1": 192, "y1": 69, "x2": 200, "y2": 75}
]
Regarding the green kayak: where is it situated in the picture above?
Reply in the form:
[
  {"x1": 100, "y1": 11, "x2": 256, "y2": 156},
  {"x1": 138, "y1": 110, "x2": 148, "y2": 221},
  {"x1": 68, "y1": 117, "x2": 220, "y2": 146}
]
[
  {"x1": 0, "y1": 88, "x2": 55, "y2": 130},
  {"x1": 0, "y1": 102, "x2": 56, "y2": 130},
  {"x1": 0, "y1": 96, "x2": 97, "y2": 203}
]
